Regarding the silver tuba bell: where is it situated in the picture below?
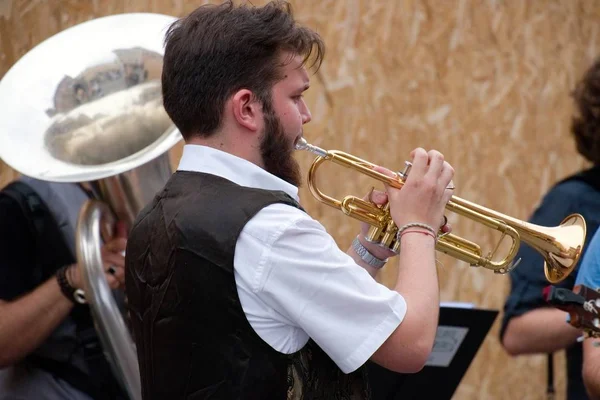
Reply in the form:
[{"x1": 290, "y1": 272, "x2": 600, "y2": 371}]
[{"x1": 0, "y1": 13, "x2": 182, "y2": 400}]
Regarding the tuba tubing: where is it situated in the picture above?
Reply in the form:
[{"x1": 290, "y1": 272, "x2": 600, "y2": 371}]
[{"x1": 76, "y1": 200, "x2": 141, "y2": 400}]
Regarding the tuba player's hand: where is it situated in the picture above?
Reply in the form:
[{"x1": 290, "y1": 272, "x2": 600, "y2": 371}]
[{"x1": 66, "y1": 221, "x2": 128, "y2": 291}]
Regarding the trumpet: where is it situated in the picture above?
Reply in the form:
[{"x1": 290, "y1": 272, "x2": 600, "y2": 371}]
[{"x1": 295, "y1": 138, "x2": 587, "y2": 284}]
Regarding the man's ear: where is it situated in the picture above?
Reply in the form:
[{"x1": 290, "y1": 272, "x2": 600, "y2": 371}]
[{"x1": 231, "y1": 89, "x2": 261, "y2": 132}]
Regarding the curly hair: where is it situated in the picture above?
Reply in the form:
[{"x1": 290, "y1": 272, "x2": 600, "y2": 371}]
[{"x1": 571, "y1": 58, "x2": 600, "y2": 165}]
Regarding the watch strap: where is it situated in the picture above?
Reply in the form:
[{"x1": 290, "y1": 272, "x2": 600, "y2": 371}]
[{"x1": 352, "y1": 236, "x2": 388, "y2": 269}]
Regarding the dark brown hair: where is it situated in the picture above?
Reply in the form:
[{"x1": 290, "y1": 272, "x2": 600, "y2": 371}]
[
  {"x1": 572, "y1": 57, "x2": 600, "y2": 165},
  {"x1": 161, "y1": 0, "x2": 325, "y2": 140}
]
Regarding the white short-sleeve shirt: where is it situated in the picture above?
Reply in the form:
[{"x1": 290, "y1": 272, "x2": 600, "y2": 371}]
[{"x1": 178, "y1": 144, "x2": 407, "y2": 373}]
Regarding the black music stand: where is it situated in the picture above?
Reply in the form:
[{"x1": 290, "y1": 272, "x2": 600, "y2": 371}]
[{"x1": 366, "y1": 304, "x2": 498, "y2": 400}]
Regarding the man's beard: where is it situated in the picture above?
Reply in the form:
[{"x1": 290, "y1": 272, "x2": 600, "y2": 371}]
[{"x1": 259, "y1": 104, "x2": 302, "y2": 187}]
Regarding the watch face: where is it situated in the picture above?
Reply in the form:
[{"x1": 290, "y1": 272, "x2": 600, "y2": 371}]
[{"x1": 74, "y1": 289, "x2": 87, "y2": 304}]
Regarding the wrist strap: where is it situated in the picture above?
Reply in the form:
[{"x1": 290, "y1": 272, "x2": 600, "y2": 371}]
[
  {"x1": 352, "y1": 236, "x2": 388, "y2": 269},
  {"x1": 56, "y1": 265, "x2": 79, "y2": 304}
]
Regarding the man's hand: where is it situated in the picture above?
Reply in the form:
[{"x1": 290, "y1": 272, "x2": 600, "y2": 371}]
[
  {"x1": 357, "y1": 184, "x2": 452, "y2": 260},
  {"x1": 66, "y1": 221, "x2": 128, "y2": 291},
  {"x1": 378, "y1": 149, "x2": 454, "y2": 231}
]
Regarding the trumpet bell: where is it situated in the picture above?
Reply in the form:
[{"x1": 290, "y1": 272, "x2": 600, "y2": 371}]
[{"x1": 538, "y1": 214, "x2": 587, "y2": 284}]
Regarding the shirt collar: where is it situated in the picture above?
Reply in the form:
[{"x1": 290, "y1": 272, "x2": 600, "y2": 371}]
[{"x1": 177, "y1": 144, "x2": 300, "y2": 202}]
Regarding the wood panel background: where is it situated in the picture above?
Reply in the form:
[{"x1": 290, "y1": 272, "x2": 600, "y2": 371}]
[{"x1": 1, "y1": 0, "x2": 599, "y2": 398}]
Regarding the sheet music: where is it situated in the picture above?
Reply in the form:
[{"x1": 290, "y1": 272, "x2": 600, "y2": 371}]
[{"x1": 425, "y1": 325, "x2": 469, "y2": 367}]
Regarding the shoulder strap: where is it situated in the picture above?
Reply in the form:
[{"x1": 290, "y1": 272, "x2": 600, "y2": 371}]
[
  {"x1": 2, "y1": 181, "x2": 46, "y2": 238},
  {"x1": 1, "y1": 181, "x2": 49, "y2": 284}
]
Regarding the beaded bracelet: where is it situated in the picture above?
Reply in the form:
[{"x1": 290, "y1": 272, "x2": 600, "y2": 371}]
[
  {"x1": 56, "y1": 265, "x2": 87, "y2": 305},
  {"x1": 56, "y1": 265, "x2": 77, "y2": 304},
  {"x1": 400, "y1": 229, "x2": 437, "y2": 242},
  {"x1": 396, "y1": 222, "x2": 438, "y2": 245}
]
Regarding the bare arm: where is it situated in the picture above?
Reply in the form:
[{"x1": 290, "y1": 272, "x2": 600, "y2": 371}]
[
  {"x1": 348, "y1": 149, "x2": 453, "y2": 373},
  {"x1": 345, "y1": 230, "x2": 439, "y2": 373},
  {"x1": 583, "y1": 338, "x2": 600, "y2": 400},
  {"x1": 371, "y1": 233, "x2": 439, "y2": 373},
  {"x1": 502, "y1": 307, "x2": 581, "y2": 355},
  {"x1": 0, "y1": 275, "x2": 73, "y2": 368},
  {"x1": 346, "y1": 234, "x2": 439, "y2": 373},
  {"x1": 0, "y1": 235, "x2": 126, "y2": 369}
]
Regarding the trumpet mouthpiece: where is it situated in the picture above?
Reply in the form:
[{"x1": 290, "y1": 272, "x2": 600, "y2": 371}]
[
  {"x1": 294, "y1": 137, "x2": 309, "y2": 150},
  {"x1": 295, "y1": 137, "x2": 328, "y2": 158}
]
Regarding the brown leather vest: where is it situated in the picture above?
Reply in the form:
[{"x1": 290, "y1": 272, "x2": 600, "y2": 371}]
[{"x1": 125, "y1": 171, "x2": 370, "y2": 399}]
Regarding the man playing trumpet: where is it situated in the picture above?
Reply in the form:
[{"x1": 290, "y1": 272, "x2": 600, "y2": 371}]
[{"x1": 125, "y1": 1, "x2": 454, "y2": 398}]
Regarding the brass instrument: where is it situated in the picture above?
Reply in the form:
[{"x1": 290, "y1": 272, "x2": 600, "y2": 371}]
[
  {"x1": 0, "y1": 13, "x2": 181, "y2": 400},
  {"x1": 295, "y1": 138, "x2": 587, "y2": 284}
]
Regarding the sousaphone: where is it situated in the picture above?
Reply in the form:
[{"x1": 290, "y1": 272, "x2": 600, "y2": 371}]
[{"x1": 0, "y1": 13, "x2": 182, "y2": 400}]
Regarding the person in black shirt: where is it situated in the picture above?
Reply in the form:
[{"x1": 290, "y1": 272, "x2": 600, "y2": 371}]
[{"x1": 0, "y1": 179, "x2": 128, "y2": 400}]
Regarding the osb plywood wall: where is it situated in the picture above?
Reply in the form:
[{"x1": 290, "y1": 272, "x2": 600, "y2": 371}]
[{"x1": 1, "y1": 0, "x2": 599, "y2": 399}]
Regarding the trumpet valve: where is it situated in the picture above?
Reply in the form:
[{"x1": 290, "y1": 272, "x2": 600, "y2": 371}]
[
  {"x1": 365, "y1": 225, "x2": 384, "y2": 244},
  {"x1": 365, "y1": 220, "x2": 400, "y2": 254},
  {"x1": 398, "y1": 161, "x2": 412, "y2": 180}
]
